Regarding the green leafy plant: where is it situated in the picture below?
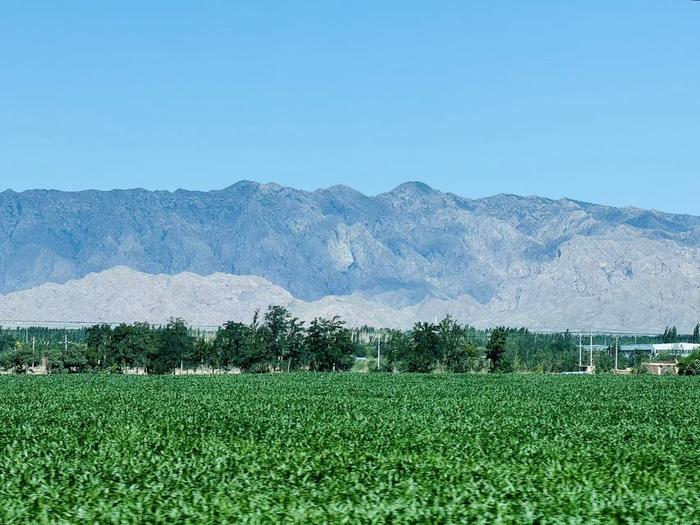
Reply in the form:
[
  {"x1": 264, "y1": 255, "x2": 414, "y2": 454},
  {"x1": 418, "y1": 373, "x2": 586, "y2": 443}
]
[{"x1": 1, "y1": 374, "x2": 699, "y2": 523}]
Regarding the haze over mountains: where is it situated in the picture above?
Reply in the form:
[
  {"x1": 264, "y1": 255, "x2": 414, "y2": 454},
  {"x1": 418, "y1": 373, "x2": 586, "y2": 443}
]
[{"x1": 1, "y1": 181, "x2": 699, "y2": 331}]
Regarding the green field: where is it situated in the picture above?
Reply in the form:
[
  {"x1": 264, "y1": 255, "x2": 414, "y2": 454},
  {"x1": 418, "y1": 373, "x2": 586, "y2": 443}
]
[{"x1": 1, "y1": 374, "x2": 699, "y2": 524}]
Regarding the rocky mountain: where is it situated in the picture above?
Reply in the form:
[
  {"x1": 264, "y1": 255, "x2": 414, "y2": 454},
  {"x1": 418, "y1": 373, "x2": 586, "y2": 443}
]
[
  {"x1": 1, "y1": 181, "x2": 699, "y2": 331},
  {"x1": 0, "y1": 267, "x2": 415, "y2": 328},
  {"x1": 0, "y1": 266, "x2": 697, "y2": 332}
]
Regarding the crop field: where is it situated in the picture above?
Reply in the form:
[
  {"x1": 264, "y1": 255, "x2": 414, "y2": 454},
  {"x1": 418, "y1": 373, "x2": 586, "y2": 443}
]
[{"x1": 1, "y1": 375, "x2": 699, "y2": 524}]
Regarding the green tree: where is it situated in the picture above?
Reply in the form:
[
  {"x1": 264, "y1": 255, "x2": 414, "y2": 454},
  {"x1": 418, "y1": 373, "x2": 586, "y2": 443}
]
[
  {"x1": 692, "y1": 324, "x2": 700, "y2": 345},
  {"x1": 437, "y1": 316, "x2": 477, "y2": 373},
  {"x1": 154, "y1": 318, "x2": 193, "y2": 374},
  {"x1": 214, "y1": 321, "x2": 255, "y2": 370},
  {"x1": 283, "y1": 318, "x2": 306, "y2": 372},
  {"x1": 383, "y1": 330, "x2": 412, "y2": 372},
  {"x1": 486, "y1": 327, "x2": 508, "y2": 372},
  {"x1": 86, "y1": 324, "x2": 113, "y2": 368},
  {"x1": 0, "y1": 332, "x2": 16, "y2": 352},
  {"x1": 191, "y1": 337, "x2": 213, "y2": 370},
  {"x1": 62, "y1": 343, "x2": 89, "y2": 372},
  {"x1": 661, "y1": 326, "x2": 678, "y2": 344},
  {"x1": 111, "y1": 323, "x2": 156, "y2": 371},
  {"x1": 678, "y1": 351, "x2": 700, "y2": 375},
  {"x1": 264, "y1": 306, "x2": 290, "y2": 363},
  {"x1": 257, "y1": 306, "x2": 304, "y2": 372},
  {"x1": 44, "y1": 347, "x2": 65, "y2": 373},
  {"x1": 0, "y1": 342, "x2": 35, "y2": 373},
  {"x1": 305, "y1": 317, "x2": 356, "y2": 372},
  {"x1": 407, "y1": 322, "x2": 440, "y2": 373}
]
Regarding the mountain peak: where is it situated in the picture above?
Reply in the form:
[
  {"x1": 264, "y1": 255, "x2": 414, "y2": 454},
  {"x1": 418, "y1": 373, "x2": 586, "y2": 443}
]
[
  {"x1": 217, "y1": 180, "x2": 261, "y2": 192},
  {"x1": 388, "y1": 181, "x2": 435, "y2": 195},
  {"x1": 382, "y1": 181, "x2": 440, "y2": 196}
]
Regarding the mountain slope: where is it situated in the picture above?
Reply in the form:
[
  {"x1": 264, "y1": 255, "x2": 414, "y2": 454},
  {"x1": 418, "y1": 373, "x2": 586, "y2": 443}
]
[
  {"x1": 0, "y1": 266, "x2": 696, "y2": 331},
  {"x1": 0, "y1": 267, "x2": 421, "y2": 329},
  {"x1": 2, "y1": 181, "x2": 699, "y2": 297},
  {"x1": 1, "y1": 181, "x2": 699, "y2": 330}
]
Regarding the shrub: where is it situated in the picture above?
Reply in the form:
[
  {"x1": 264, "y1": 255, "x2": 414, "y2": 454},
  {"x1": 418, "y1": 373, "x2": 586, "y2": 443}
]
[{"x1": 678, "y1": 351, "x2": 700, "y2": 376}]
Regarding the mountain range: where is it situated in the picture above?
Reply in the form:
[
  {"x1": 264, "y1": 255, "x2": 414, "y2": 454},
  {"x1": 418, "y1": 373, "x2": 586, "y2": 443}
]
[{"x1": 1, "y1": 181, "x2": 699, "y2": 331}]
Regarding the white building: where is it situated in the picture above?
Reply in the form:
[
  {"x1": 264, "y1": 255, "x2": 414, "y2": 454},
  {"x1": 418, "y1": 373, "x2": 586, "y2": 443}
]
[{"x1": 649, "y1": 343, "x2": 700, "y2": 357}]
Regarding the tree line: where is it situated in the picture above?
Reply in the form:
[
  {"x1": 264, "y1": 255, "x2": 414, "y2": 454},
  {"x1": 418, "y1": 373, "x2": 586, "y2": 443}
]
[
  {"x1": 2, "y1": 310, "x2": 699, "y2": 375},
  {"x1": 84, "y1": 307, "x2": 358, "y2": 374},
  {"x1": 662, "y1": 324, "x2": 700, "y2": 344},
  {"x1": 0, "y1": 308, "x2": 509, "y2": 374}
]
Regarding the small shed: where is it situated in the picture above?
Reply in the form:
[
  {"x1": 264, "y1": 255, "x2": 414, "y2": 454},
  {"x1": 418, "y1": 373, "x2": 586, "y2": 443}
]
[{"x1": 643, "y1": 362, "x2": 678, "y2": 376}]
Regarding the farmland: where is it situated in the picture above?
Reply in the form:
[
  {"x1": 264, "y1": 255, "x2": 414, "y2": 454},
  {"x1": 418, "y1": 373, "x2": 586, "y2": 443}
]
[{"x1": 1, "y1": 374, "x2": 699, "y2": 524}]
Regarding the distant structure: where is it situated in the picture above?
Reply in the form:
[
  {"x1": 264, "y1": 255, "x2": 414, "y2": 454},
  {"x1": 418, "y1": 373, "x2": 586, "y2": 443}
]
[
  {"x1": 643, "y1": 362, "x2": 678, "y2": 376},
  {"x1": 577, "y1": 336, "x2": 699, "y2": 375},
  {"x1": 620, "y1": 343, "x2": 700, "y2": 358}
]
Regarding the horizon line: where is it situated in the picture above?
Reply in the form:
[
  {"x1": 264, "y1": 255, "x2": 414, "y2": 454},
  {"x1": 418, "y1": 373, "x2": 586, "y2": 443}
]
[{"x1": 0, "y1": 179, "x2": 689, "y2": 217}]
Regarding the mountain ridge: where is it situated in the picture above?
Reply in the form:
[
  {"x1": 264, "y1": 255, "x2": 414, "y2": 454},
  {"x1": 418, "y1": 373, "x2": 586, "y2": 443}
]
[
  {"x1": 3, "y1": 180, "x2": 696, "y2": 216},
  {"x1": 1, "y1": 180, "x2": 698, "y2": 331}
]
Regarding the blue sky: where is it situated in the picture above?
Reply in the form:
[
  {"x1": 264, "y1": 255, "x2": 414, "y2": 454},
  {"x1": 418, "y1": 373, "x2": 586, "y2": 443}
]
[{"x1": 0, "y1": 1, "x2": 698, "y2": 213}]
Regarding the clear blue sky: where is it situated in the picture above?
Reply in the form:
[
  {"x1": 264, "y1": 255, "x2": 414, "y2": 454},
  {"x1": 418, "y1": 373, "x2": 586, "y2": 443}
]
[{"x1": 1, "y1": 1, "x2": 698, "y2": 213}]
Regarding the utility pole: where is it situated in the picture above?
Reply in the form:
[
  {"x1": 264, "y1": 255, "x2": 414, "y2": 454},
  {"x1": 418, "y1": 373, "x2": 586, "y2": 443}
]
[
  {"x1": 32, "y1": 337, "x2": 36, "y2": 368},
  {"x1": 578, "y1": 333, "x2": 583, "y2": 369},
  {"x1": 64, "y1": 333, "x2": 68, "y2": 352},
  {"x1": 615, "y1": 336, "x2": 619, "y2": 371},
  {"x1": 589, "y1": 332, "x2": 593, "y2": 370},
  {"x1": 377, "y1": 335, "x2": 381, "y2": 370}
]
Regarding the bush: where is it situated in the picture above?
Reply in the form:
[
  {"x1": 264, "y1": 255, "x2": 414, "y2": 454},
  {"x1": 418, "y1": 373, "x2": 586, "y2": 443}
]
[{"x1": 678, "y1": 351, "x2": 700, "y2": 376}]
